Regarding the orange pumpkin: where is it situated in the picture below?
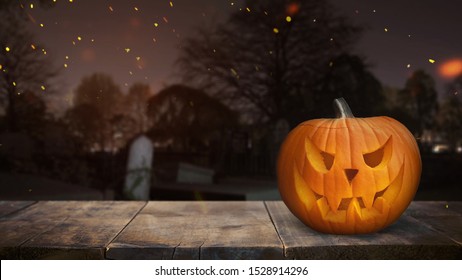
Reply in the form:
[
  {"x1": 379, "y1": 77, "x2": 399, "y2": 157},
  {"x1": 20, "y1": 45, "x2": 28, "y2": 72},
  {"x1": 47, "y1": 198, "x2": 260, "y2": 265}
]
[{"x1": 277, "y1": 98, "x2": 421, "y2": 234}]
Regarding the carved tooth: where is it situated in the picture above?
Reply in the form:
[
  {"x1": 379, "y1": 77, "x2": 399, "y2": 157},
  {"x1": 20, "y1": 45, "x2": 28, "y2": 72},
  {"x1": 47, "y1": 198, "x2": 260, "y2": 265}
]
[
  {"x1": 347, "y1": 197, "x2": 362, "y2": 221},
  {"x1": 361, "y1": 206, "x2": 380, "y2": 220},
  {"x1": 326, "y1": 209, "x2": 346, "y2": 223},
  {"x1": 362, "y1": 193, "x2": 374, "y2": 209},
  {"x1": 373, "y1": 197, "x2": 390, "y2": 215},
  {"x1": 316, "y1": 197, "x2": 331, "y2": 219},
  {"x1": 326, "y1": 194, "x2": 343, "y2": 214}
]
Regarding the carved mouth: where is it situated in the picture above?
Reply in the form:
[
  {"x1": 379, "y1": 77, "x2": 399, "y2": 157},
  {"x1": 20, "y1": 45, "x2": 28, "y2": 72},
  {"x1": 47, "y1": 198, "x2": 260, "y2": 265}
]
[
  {"x1": 294, "y1": 159, "x2": 405, "y2": 222},
  {"x1": 336, "y1": 184, "x2": 389, "y2": 211}
]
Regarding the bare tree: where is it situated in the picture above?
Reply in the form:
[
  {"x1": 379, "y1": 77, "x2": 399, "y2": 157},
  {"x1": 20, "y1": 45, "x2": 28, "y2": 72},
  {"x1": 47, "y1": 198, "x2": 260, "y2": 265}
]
[
  {"x1": 177, "y1": 0, "x2": 361, "y2": 125},
  {"x1": 0, "y1": 1, "x2": 57, "y2": 132},
  {"x1": 319, "y1": 54, "x2": 384, "y2": 117},
  {"x1": 126, "y1": 83, "x2": 152, "y2": 134},
  {"x1": 74, "y1": 73, "x2": 123, "y2": 119},
  {"x1": 69, "y1": 73, "x2": 124, "y2": 151},
  {"x1": 399, "y1": 70, "x2": 439, "y2": 136},
  {"x1": 64, "y1": 104, "x2": 104, "y2": 152},
  {"x1": 438, "y1": 74, "x2": 462, "y2": 149}
]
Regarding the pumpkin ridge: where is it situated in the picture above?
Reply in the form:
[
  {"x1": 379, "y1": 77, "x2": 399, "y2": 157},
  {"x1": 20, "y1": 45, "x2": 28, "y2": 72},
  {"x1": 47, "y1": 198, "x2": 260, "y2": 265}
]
[
  {"x1": 329, "y1": 122, "x2": 340, "y2": 213},
  {"x1": 356, "y1": 118, "x2": 373, "y2": 152},
  {"x1": 292, "y1": 124, "x2": 315, "y2": 176},
  {"x1": 299, "y1": 117, "x2": 389, "y2": 129},
  {"x1": 304, "y1": 119, "x2": 332, "y2": 196},
  {"x1": 323, "y1": 119, "x2": 337, "y2": 198},
  {"x1": 364, "y1": 118, "x2": 391, "y2": 194},
  {"x1": 376, "y1": 117, "x2": 411, "y2": 186},
  {"x1": 356, "y1": 118, "x2": 380, "y2": 207}
]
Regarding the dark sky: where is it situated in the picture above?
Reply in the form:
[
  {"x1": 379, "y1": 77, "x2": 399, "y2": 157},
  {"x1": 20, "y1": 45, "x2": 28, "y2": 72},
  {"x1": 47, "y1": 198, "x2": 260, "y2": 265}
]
[
  {"x1": 335, "y1": 0, "x2": 462, "y2": 92},
  {"x1": 27, "y1": 0, "x2": 462, "y2": 113}
]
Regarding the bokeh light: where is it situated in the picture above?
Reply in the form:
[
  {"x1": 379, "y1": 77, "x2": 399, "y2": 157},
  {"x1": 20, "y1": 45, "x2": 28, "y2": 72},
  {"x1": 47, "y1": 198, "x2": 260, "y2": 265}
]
[{"x1": 439, "y1": 58, "x2": 462, "y2": 79}]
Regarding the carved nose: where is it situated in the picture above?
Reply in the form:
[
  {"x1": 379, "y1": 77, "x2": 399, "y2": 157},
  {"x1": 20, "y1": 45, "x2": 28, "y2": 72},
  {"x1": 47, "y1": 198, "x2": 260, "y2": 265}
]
[{"x1": 344, "y1": 168, "x2": 358, "y2": 183}]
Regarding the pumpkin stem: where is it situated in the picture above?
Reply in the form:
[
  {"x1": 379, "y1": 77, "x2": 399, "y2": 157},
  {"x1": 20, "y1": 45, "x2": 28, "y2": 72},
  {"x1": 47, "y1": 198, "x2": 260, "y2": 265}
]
[{"x1": 334, "y1": 98, "x2": 354, "y2": 118}]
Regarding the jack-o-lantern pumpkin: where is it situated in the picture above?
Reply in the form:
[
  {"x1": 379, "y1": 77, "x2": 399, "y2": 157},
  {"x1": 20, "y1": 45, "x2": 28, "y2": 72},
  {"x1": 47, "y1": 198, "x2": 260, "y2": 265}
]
[{"x1": 277, "y1": 98, "x2": 421, "y2": 234}]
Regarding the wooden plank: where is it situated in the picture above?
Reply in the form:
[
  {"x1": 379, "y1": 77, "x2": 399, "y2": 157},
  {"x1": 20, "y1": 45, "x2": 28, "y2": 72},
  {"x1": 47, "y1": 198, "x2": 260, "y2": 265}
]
[
  {"x1": 0, "y1": 201, "x2": 36, "y2": 218},
  {"x1": 107, "y1": 201, "x2": 283, "y2": 260},
  {"x1": 405, "y1": 201, "x2": 462, "y2": 245},
  {"x1": 0, "y1": 201, "x2": 84, "y2": 259},
  {"x1": 405, "y1": 201, "x2": 462, "y2": 217},
  {"x1": 417, "y1": 216, "x2": 462, "y2": 245},
  {"x1": 265, "y1": 201, "x2": 462, "y2": 259},
  {"x1": 0, "y1": 220, "x2": 53, "y2": 259},
  {"x1": 0, "y1": 201, "x2": 145, "y2": 259}
]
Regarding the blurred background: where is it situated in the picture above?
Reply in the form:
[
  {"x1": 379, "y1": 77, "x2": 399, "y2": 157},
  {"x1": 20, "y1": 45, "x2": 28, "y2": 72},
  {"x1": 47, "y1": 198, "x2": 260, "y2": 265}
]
[{"x1": 1, "y1": 0, "x2": 461, "y2": 201}]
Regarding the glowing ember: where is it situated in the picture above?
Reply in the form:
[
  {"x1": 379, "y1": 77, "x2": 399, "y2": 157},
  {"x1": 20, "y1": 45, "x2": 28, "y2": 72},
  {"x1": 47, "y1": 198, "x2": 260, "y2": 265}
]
[
  {"x1": 273, "y1": 27, "x2": 279, "y2": 34},
  {"x1": 439, "y1": 59, "x2": 462, "y2": 78},
  {"x1": 428, "y1": 58, "x2": 436, "y2": 64},
  {"x1": 286, "y1": 2, "x2": 300, "y2": 16}
]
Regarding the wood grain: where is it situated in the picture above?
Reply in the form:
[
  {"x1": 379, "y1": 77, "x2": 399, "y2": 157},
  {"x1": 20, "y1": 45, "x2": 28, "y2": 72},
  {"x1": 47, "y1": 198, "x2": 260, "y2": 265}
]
[
  {"x1": 0, "y1": 201, "x2": 145, "y2": 259},
  {"x1": 405, "y1": 201, "x2": 462, "y2": 245},
  {"x1": 0, "y1": 201, "x2": 36, "y2": 218},
  {"x1": 107, "y1": 201, "x2": 283, "y2": 260},
  {"x1": 265, "y1": 201, "x2": 461, "y2": 259},
  {"x1": 406, "y1": 201, "x2": 462, "y2": 217},
  {"x1": 0, "y1": 200, "x2": 460, "y2": 260}
]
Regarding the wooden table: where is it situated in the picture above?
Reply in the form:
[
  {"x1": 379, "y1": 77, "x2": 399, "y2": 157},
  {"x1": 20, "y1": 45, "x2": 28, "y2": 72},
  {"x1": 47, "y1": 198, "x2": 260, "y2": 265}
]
[{"x1": 0, "y1": 201, "x2": 460, "y2": 259}]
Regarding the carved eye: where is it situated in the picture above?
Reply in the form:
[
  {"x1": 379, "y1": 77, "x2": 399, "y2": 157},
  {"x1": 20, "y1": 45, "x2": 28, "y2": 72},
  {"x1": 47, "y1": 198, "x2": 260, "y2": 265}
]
[
  {"x1": 321, "y1": 151, "x2": 334, "y2": 170},
  {"x1": 305, "y1": 138, "x2": 335, "y2": 173},
  {"x1": 363, "y1": 137, "x2": 393, "y2": 168}
]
